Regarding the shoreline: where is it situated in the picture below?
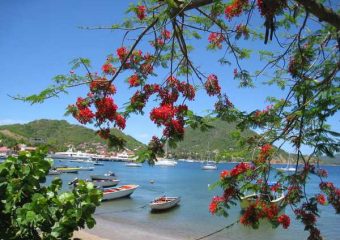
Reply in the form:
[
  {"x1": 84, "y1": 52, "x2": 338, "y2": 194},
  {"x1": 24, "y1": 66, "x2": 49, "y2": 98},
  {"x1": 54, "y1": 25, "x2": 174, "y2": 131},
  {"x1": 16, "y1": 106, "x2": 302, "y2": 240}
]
[{"x1": 73, "y1": 216, "x2": 185, "y2": 240}]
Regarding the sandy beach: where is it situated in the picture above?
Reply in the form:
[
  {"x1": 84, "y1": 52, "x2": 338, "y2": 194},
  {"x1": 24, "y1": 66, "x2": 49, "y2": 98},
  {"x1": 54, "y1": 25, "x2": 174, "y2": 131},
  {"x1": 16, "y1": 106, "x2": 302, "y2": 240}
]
[{"x1": 73, "y1": 217, "x2": 184, "y2": 240}]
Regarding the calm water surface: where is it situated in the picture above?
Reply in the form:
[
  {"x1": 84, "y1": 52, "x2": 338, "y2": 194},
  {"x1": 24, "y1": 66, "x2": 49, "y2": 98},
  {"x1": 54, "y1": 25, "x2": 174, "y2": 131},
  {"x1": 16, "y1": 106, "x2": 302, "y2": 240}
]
[{"x1": 50, "y1": 160, "x2": 340, "y2": 240}]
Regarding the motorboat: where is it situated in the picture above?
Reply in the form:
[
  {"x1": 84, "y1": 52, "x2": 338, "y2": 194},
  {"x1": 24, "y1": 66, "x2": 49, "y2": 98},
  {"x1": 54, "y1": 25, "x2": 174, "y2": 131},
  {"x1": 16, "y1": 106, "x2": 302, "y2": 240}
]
[
  {"x1": 91, "y1": 179, "x2": 120, "y2": 188},
  {"x1": 90, "y1": 171, "x2": 116, "y2": 180},
  {"x1": 50, "y1": 148, "x2": 95, "y2": 160},
  {"x1": 201, "y1": 161, "x2": 217, "y2": 170},
  {"x1": 76, "y1": 166, "x2": 95, "y2": 171},
  {"x1": 154, "y1": 159, "x2": 177, "y2": 167},
  {"x1": 102, "y1": 184, "x2": 139, "y2": 201},
  {"x1": 125, "y1": 162, "x2": 142, "y2": 167},
  {"x1": 48, "y1": 169, "x2": 61, "y2": 175},
  {"x1": 276, "y1": 154, "x2": 296, "y2": 172},
  {"x1": 149, "y1": 196, "x2": 181, "y2": 211},
  {"x1": 54, "y1": 167, "x2": 79, "y2": 173},
  {"x1": 93, "y1": 161, "x2": 104, "y2": 166},
  {"x1": 240, "y1": 182, "x2": 285, "y2": 210}
]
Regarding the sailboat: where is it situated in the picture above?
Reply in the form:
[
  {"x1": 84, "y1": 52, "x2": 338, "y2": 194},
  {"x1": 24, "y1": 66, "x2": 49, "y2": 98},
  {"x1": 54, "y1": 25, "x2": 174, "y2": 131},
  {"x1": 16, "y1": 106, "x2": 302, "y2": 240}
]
[
  {"x1": 201, "y1": 142, "x2": 217, "y2": 170},
  {"x1": 277, "y1": 154, "x2": 296, "y2": 172},
  {"x1": 155, "y1": 142, "x2": 177, "y2": 167}
]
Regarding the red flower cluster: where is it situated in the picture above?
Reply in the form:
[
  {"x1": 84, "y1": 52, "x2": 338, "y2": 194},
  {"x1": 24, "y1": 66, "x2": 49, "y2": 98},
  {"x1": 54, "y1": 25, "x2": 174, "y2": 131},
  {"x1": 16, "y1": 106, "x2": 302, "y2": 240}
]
[
  {"x1": 150, "y1": 104, "x2": 176, "y2": 126},
  {"x1": 114, "y1": 114, "x2": 126, "y2": 130},
  {"x1": 270, "y1": 182, "x2": 281, "y2": 192},
  {"x1": 208, "y1": 32, "x2": 224, "y2": 49},
  {"x1": 220, "y1": 170, "x2": 230, "y2": 179},
  {"x1": 320, "y1": 182, "x2": 340, "y2": 213},
  {"x1": 230, "y1": 162, "x2": 253, "y2": 177},
  {"x1": 277, "y1": 214, "x2": 290, "y2": 229},
  {"x1": 95, "y1": 97, "x2": 118, "y2": 123},
  {"x1": 316, "y1": 194, "x2": 326, "y2": 205},
  {"x1": 117, "y1": 47, "x2": 128, "y2": 61},
  {"x1": 209, "y1": 196, "x2": 225, "y2": 214},
  {"x1": 240, "y1": 201, "x2": 281, "y2": 227},
  {"x1": 225, "y1": 0, "x2": 248, "y2": 19},
  {"x1": 256, "y1": 143, "x2": 273, "y2": 164},
  {"x1": 102, "y1": 63, "x2": 116, "y2": 75},
  {"x1": 90, "y1": 78, "x2": 116, "y2": 94},
  {"x1": 136, "y1": 5, "x2": 146, "y2": 20},
  {"x1": 162, "y1": 29, "x2": 171, "y2": 40},
  {"x1": 317, "y1": 168, "x2": 328, "y2": 178},
  {"x1": 128, "y1": 74, "x2": 141, "y2": 87},
  {"x1": 205, "y1": 74, "x2": 221, "y2": 96}
]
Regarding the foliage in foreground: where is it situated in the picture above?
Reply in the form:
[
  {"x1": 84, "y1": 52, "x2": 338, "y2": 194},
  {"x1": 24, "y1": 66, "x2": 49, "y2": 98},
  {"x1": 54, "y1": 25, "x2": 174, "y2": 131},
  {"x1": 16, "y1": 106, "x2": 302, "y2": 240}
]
[{"x1": 0, "y1": 150, "x2": 102, "y2": 240}]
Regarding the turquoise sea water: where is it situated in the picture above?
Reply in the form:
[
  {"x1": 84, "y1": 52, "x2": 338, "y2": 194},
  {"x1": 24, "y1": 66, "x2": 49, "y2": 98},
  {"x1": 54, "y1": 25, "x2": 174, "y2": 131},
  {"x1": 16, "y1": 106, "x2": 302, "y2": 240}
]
[{"x1": 51, "y1": 160, "x2": 340, "y2": 240}]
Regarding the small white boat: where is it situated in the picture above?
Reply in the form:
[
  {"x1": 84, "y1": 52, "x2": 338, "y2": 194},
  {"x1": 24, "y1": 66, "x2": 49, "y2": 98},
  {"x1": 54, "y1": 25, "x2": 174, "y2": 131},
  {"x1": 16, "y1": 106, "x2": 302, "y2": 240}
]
[
  {"x1": 240, "y1": 192, "x2": 285, "y2": 210},
  {"x1": 201, "y1": 161, "x2": 217, "y2": 170},
  {"x1": 102, "y1": 184, "x2": 139, "y2": 201},
  {"x1": 94, "y1": 161, "x2": 104, "y2": 166},
  {"x1": 150, "y1": 196, "x2": 181, "y2": 211},
  {"x1": 126, "y1": 162, "x2": 142, "y2": 167},
  {"x1": 48, "y1": 169, "x2": 61, "y2": 175},
  {"x1": 154, "y1": 159, "x2": 177, "y2": 167},
  {"x1": 77, "y1": 166, "x2": 95, "y2": 171},
  {"x1": 91, "y1": 171, "x2": 116, "y2": 180},
  {"x1": 54, "y1": 167, "x2": 79, "y2": 173},
  {"x1": 91, "y1": 179, "x2": 120, "y2": 188},
  {"x1": 276, "y1": 154, "x2": 296, "y2": 172}
]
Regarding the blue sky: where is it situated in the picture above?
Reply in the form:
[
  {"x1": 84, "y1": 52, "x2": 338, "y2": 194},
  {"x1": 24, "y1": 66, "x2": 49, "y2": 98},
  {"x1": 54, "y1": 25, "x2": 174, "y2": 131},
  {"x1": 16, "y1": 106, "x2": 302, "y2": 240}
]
[{"x1": 0, "y1": 0, "x2": 338, "y2": 153}]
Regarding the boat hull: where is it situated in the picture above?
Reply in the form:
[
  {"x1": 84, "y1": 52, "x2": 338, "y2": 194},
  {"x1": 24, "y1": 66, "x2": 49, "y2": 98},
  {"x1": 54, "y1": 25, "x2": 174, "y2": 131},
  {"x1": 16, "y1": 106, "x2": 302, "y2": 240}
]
[
  {"x1": 240, "y1": 193, "x2": 285, "y2": 210},
  {"x1": 92, "y1": 179, "x2": 120, "y2": 188},
  {"x1": 150, "y1": 197, "x2": 181, "y2": 211},
  {"x1": 102, "y1": 185, "x2": 139, "y2": 201},
  {"x1": 91, "y1": 174, "x2": 116, "y2": 181}
]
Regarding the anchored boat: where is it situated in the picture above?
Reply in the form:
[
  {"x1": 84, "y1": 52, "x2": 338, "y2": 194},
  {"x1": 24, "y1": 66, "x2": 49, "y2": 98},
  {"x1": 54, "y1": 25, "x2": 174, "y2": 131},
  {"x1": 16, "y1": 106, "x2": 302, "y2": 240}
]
[
  {"x1": 102, "y1": 185, "x2": 139, "y2": 201},
  {"x1": 150, "y1": 196, "x2": 181, "y2": 211}
]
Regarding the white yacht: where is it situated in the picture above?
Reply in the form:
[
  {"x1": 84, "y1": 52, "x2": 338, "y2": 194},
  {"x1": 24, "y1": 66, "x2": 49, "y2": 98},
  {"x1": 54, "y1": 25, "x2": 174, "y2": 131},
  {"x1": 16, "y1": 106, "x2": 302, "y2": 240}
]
[
  {"x1": 154, "y1": 158, "x2": 177, "y2": 167},
  {"x1": 50, "y1": 148, "x2": 95, "y2": 160},
  {"x1": 201, "y1": 161, "x2": 217, "y2": 170}
]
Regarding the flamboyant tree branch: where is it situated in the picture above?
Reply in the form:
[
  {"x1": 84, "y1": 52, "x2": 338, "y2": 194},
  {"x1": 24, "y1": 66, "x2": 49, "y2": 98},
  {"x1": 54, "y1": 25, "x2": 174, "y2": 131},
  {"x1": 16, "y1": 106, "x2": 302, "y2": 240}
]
[{"x1": 173, "y1": 0, "x2": 340, "y2": 29}]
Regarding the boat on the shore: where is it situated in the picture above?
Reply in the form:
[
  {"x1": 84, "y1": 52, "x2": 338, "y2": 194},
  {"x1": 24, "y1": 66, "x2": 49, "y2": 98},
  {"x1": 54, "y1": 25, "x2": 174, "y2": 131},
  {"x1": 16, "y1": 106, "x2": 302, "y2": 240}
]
[
  {"x1": 201, "y1": 161, "x2": 217, "y2": 170},
  {"x1": 150, "y1": 196, "x2": 181, "y2": 211},
  {"x1": 126, "y1": 162, "x2": 142, "y2": 167},
  {"x1": 102, "y1": 184, "x2": 139, "y2": 201},
  {"x1": 91, "y1": 171, "x2": 116, "y2": 180},
  {"x1": 92, "y1": 179, "x2": 120, "y2": 188}
]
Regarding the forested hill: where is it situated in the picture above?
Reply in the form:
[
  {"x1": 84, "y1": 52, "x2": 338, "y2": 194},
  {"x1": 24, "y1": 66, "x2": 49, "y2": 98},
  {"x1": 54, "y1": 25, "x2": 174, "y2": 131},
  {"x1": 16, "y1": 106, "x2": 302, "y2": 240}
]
[
  {"x1": 168, "y1": 118, "x2": 258, "y2": 161},
  {"x1": 0, "y1": 119, "x2": 144, "y2": 151}
]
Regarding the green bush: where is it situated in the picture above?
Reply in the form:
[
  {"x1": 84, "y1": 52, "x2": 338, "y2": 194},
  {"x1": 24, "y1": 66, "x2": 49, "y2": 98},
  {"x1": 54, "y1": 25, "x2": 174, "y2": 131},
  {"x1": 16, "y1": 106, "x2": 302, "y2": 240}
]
[{"x1": 0, "y1": 150, "x2": 102, "y2": 239}]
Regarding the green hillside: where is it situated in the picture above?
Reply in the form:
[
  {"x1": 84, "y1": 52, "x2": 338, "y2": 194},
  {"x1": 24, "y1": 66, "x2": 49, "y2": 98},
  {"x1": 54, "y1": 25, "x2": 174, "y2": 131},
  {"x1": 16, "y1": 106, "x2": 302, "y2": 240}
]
[
  {"x1": 168, "y1": 118, "x2": 258, "y2": 161},
  {"x1": 0, "y1": 119, "x2": 144, "y2": 151}
]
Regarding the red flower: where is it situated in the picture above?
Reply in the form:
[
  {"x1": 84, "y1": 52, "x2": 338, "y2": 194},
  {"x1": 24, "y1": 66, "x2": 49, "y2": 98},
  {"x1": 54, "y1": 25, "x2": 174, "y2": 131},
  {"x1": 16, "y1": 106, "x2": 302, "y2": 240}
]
[
  {"x1": 114, "y1": 114, "x2": 126, "y2": 130},
  {"x1": 178, "y1": 82, "x2": 195, "y2": 100},
  {"x1": 209, "y1": 196, "x2": 225, "y2": 214},
  {"x1": 205, "y1": 74, "x2": 221, "y2": 96},
  {"x1": 230, "y1": 162, "x2": 253, "y2": 177},
  {"x1": 167, "y1": 76, "x2": 179, "y2": 87},
  {"x1": 162, "y1": 29, "x2": 171, "y2": 40},
  {"x1": 150, "y1": 104, "x2": 176, "y2": 125},
  {"x1": 102, "y1": 63, "x2": 116, "y2": 75},
  {"x1": 90, "y1": 78, "x2": 116, "y2": 94},
  {"x1": 117, "y1": 47, "x2": 128, "y2": 61},
  {"x1": 97, "y1": 128, "x2": 110, "y2": 139},
  {"x1": 128, "y1": 74, "x2": 141, "y2": 87},
  {"x1": 75, "y1": 107, "x2": 95, "y2": 124},
  {"x1": 208, "y1": 32, "x2": 224, "y2": 49},
  {"x1": 136, "y1": 5, "x2": 146, "y2": 20},
  {"x1": 220, "y1": 170, "x2": 229, "y2": 179},
  {"x1": 316, "y1": 194, "x2": 326, "y2": 205},
  {"x1": 278, "y1": 214, "x2": 290, "y2": 229},
  {"x1": 224, "y1": 0, "x2": 248, "y2": 19},
  {"x1": 95, "y1": 97, "x2": 118, "y2": 123}
]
